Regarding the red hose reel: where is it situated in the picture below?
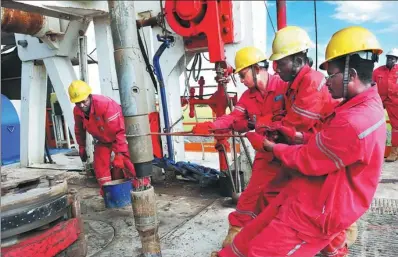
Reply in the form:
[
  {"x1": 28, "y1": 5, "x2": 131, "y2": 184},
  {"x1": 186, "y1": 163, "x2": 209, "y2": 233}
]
[{"x1": 164, "y1": 0, "x2": 234, "y2": 63}]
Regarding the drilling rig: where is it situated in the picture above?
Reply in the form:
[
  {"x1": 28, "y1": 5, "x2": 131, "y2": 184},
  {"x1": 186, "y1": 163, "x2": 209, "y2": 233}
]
[{"x1": 1, "y1": 1, "x2": 269, "y2": 256}]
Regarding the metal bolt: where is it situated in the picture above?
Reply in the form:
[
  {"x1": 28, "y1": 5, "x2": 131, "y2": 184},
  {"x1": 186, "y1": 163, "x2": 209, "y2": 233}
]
[
  {"x1": 17, "y1": 40, "x2": 28, "y2": 48},
  {"x1": 222, "y1": 15, "x2": 230, "y2": 21},
  {"x1": 46, "y1": 175, "x2": 55, "y2": 186},
  {"x1": 223, "y1": 27, "x2": 230, "y2": 34},
  {"x1": 49, "y1": 34, "x2": 57, "y2": 42}
]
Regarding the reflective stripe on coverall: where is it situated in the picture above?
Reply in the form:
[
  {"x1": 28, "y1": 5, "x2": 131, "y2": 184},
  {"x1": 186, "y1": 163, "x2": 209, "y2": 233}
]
[
  {"x1": 219, "y1": 86, "x2": 386, "y2": 257},
  {"x1": 373, "y1": 64, "x2": 398, "y2": 146},
  {"x1": 249, "y1": 65, "x2": 330, "y2": 221},
  {"x1": 211, "y1": 74, "x2": 288, "y2": 227},
  {"x1": 74, "y1": 94, "x2": 135, "y2": 193}
]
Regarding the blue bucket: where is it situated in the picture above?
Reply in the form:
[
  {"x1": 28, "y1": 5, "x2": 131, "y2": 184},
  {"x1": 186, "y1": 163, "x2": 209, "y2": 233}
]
[{"x1": 103, "y1": 179, "x2": 133, "y2": 208}]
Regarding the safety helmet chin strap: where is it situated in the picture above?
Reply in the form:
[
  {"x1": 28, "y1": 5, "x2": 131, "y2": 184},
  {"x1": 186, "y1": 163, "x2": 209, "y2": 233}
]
[
  {"x1": 251, "y1": 65, "x2": 259, "y2": 91},
  {"x1": 342, "y1": 55, "x2": 350, "y2": 99}
]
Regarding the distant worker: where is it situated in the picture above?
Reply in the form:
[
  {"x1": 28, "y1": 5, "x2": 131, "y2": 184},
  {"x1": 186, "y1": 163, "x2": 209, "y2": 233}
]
[
  {"x1": 68, "y1": 80, "x2": 137, "y2": 196},
  {"x1": 373, "y1": 48, "x2": 398, "y2": 162},
  {"x1": 191, "y1": 46, "x2": 288, "y2": 248},
  {"x1": 215, "y1": 25, "x2": 385, "y2": 257}
]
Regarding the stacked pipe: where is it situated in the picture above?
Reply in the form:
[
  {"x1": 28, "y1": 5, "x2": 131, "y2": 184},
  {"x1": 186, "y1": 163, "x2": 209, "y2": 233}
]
[{"x1": 108, "y1": 1, "x2": 161, "y2": 256}]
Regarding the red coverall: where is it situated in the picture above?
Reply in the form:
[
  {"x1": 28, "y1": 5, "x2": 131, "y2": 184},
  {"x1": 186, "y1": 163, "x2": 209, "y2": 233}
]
[
  {"x1": 74, "y1": 94, "x2": 135, "y2": 194},
  {"x1": 219, "y1": 86, "x2": 386, "y2": 257},
  {"x1": 229, "y1": 65, "x2": 329, "y2": 228},
  {"x1": 373, "y1": 64, "x2": 398, "y2": 146},
  {"x1": 211, "y1": 74, "x2": 287, "y2": 227}
]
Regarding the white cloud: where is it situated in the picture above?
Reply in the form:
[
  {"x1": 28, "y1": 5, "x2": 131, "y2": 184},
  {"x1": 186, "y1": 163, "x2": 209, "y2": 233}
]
[
  {"x1": 264, "y1": 1, "x2": 275, "y2": 7},
  {"x1": 327, "y1": 1, "x2": 398, "y2": 24},
  {"x1": 378, "y1": 24, "x2": 398, "y2": 34}
]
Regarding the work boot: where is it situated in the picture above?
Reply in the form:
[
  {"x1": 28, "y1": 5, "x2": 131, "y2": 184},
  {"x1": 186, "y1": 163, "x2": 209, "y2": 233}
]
[
  {"x1": 222, "y1": 225, "x2": 242, "y2": 248},
  {"x1": 386, "y1": 147, "x2": 398, "y2": 162},
  {"x1": 346, "y1": 222, "x2": 358, "y2": 247}
]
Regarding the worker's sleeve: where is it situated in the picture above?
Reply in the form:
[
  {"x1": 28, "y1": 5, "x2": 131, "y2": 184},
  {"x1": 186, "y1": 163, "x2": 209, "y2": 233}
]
[
  {"x1": 282, "y1": 79, "x2": 325, "y2": 131},
  {"x1": 103, "y1": 102, "x2": 128, "y2": 153},
  {"x1": 73, "y1": 107, "x2": 86, "y2": 149},
  {"x1": 273, "y1": 119, "x2": 363, "y2": 176},
  {"x1": 212, "y1": 98, "x2": 248, "y2": 130}
]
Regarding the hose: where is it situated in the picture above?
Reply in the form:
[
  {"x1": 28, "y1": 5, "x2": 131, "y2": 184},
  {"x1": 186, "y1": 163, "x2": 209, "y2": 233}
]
[
  {"x1": 137, "y1": 26, "x2": 159, "y2": 93},
  {"x1": 153, "y1": 35, "x2": 175, "y2": 161}
]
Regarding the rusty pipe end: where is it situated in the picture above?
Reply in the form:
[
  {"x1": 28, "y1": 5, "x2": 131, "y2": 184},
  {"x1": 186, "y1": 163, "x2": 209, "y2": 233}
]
[{"x1": 1, "y1": 7, "x2": 45, "y2": 35}]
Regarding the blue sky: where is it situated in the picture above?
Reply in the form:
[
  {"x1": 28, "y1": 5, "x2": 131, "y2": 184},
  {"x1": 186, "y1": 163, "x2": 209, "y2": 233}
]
[{"x1": 265, "y1": 1, "x2": 398, "y2": 73}]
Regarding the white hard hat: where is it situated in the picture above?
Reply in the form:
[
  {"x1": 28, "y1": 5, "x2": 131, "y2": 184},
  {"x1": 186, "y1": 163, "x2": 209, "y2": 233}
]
[{"x1": 386, "y1": 48, "x2": 398, "y2": 58}]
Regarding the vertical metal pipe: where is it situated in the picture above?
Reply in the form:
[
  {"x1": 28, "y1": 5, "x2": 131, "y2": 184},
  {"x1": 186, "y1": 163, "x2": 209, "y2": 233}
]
[
  {"x1": 276, "y1": 0, "x2": 287, "y2": 30},
  {"x1": 108, "y1": 1, "x2": 154, "y2": 178},
  {"x1": 108, "y1": 2, "x2": 161, "y2": 256}
]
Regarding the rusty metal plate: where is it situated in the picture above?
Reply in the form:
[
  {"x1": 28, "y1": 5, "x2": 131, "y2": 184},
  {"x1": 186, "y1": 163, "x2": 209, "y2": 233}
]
[{"x1": 349, "y1": 198, "x2": 398, "y2": 257}]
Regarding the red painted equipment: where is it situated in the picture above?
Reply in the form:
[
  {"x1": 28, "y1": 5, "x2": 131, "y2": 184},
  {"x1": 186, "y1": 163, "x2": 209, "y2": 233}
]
[
  {"x1": 164, "y1": 0, "x2": 234, "y2": 63},
  {"x1": 2, "y1": 218, "x2": 81, "y2": 257},
  {"x1": 149, "y1": 112, "x2": 163, "y2": 158},
  {"x1": 165, "y1": 0, "x2": 239, "y2": 173},
  {"x1": 276, "y1": 0, "x2": 287, "y2": 30},
  {"x1": 181, "y1": 73, "x2": 237, "y2": 171}
]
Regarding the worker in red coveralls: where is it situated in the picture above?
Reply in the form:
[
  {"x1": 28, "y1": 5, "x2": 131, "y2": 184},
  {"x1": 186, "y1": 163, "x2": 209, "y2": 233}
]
[
  {"x1": 68, "y1": 80, "x2": 137, "y2": 196},
  {"x1": 373, "y1": 48, "x2": 398, "y2": 162},
  {"x1": 192, "y1": 46, "x2": 288, "y2": 247},
  {"x1": 214, "y1": 26, "x2": 385, "y2": 257}
]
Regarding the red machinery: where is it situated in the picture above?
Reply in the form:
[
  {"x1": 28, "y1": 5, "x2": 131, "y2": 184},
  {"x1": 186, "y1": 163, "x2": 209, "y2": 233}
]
[{"x1": 165, "y1": 0, "x2": 239, "y2": 172}]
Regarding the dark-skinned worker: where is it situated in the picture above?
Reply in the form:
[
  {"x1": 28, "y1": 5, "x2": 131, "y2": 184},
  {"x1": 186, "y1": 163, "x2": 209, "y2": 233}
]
[
  {"x1": 192, "y1": 46, "x2": 288, "y2": 248},
  {"x1": 69, "y1": 80, "x2": 140, "y2": 196},
  {"x1": 373, "y1": 48, "x2": 398, "y2": 162},
  {"x1": 212, "y1": 26, "x2": 332, "y2": 251},
  {"x1": 214, "y1": 26, "x2": 385, "y2": 257}
]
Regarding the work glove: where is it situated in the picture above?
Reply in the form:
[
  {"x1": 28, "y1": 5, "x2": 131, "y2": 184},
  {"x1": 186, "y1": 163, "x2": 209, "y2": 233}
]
[
  {"x1": 246, "y1": 132, "x2": 275, "y2": 152},
  {"x1": 255, "y1": 114, "x2": 273, "y2": 134},
  {"x1": 79, "y1": 147, "x2": 88, "y2": 162},
  {"x1": 231, "y1": 120, "x2": 248, "y2": 133},
  {"x1": 245, "y1": 132, "x2": 266, "y2": 152},
  {"x1": 271, "y1": 124, "x2": 297, "y2": 144},
  {"x1": 192, "y1": 122, "x2": 214, "y2": 135},
  {"x1": 113, "y1": 153, "x2": 125, "y2": 169}
]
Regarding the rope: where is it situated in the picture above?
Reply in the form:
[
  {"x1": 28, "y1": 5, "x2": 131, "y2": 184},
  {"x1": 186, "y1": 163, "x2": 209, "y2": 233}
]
[{"x1": 264, "y1": 1, "x2": 276, "y2": 33}]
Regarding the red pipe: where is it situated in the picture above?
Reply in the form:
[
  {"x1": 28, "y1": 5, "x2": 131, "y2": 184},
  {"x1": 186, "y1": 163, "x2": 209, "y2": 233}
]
[{"x1": 276, "y1": 0, "x2": 287, "y2": 30}]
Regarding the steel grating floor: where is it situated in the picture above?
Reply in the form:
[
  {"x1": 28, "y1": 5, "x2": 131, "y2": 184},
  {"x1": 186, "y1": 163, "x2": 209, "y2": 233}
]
[{"x1": 349, "y1": 198, "x2": 398, "y2": 257}]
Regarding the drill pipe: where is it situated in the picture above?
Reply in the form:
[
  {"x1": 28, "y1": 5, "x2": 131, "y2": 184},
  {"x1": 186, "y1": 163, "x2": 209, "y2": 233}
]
[{"x1": 108, "y1": 1, "x2": 160, "y2": 256}]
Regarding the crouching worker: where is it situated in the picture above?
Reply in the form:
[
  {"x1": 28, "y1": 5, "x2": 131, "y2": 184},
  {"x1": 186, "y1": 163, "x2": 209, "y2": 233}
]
[
  {"x1": 215, "y1": 26, "x2": 386, "y2": 257},
  {"x1": 192, "y1": 46, "x2": 288, "y2": 247},
  {"x1": 69, "y1": 80, "x2": 137, "y2": 196}
]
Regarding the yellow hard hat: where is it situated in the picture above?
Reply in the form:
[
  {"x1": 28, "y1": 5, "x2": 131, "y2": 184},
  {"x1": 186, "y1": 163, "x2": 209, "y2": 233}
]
[
  {"x1": 68, "y1": 80, "x2": 92, "y2": 103},
  {"x1": 234, "y1": 46, "x2": 267, "y2": 74},
  {"x1": 319, "y1": 26, "x2": 383, "y2": 70},
  {"x1": 269, "y1": 26, "x2": 312, "y2": 61}
]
